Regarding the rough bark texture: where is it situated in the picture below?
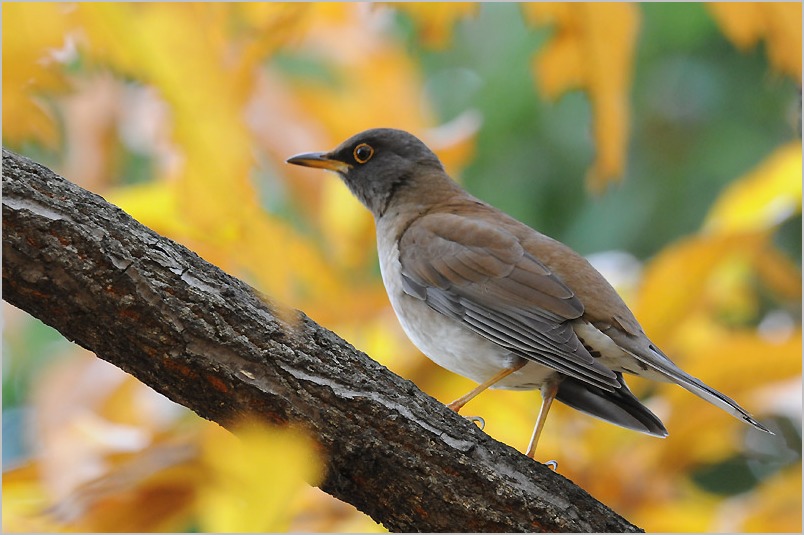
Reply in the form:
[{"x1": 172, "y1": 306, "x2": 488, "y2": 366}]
[{"x1": 2, "y1": 148, "x2": 642, "y2": 533}]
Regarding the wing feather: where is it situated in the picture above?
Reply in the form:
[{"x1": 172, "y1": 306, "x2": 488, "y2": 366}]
[{"x1": 399, "y1": 211, "x2": 619, "y2": 391}]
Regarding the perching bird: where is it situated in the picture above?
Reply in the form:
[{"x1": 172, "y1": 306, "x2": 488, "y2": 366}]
[{"x1": 287, "y1": 128, "x2": 771, "y2": 458}]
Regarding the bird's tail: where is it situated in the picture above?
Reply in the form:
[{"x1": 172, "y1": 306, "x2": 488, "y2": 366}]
[
  {"x1": 640, "y1": 344, "x2": 774, "y2": 434},
  {"x1": 602, "y1": 326, "x2": 773, "y2": 434},
  {"x1": 555, "y1": 373, "x2": 668, "y2": 437},
  {"x1": 658, "y1": 362, "x2": 773, "y2": 434}
]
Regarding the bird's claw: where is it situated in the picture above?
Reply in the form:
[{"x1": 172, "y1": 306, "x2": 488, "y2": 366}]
[
  {"x1": 544, "y1": 460, "x2": 558, "y2": 471},
  {"x1": 464, "y1": 415, "x2": 485, "y2": 430}
]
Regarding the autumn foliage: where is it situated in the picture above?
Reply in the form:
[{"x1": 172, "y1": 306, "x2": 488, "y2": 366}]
[{"x1": 3, "y1": 3, "x2": 801, "y2": 532}]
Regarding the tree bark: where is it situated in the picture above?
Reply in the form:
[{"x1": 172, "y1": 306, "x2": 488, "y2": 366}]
[{"x1": 2, "y1": 148, "x2": 641, "y2": 533}]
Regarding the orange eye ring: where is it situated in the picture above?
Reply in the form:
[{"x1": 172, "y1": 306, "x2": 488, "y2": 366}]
[{"x1": 353, "y1": 143, "x2": 374, "y2": 164}]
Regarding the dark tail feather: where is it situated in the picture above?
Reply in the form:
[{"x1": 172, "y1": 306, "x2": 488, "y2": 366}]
[{"x1": 556, "y1": 372, "x2": 668, "y2": 437}]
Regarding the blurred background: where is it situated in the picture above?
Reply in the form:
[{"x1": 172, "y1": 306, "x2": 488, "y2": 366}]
[{"x1": 3, "y1": 3, "x2": 801, "y2": 532}]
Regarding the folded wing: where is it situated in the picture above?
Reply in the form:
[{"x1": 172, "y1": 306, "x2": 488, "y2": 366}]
[{"x1": 399, "y1": 211, "x2": 620, "y2": 392}]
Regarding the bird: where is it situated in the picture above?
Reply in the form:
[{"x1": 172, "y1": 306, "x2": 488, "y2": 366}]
[{"x1": 286, "y1": 128, "x2": 772, "y2": 459}]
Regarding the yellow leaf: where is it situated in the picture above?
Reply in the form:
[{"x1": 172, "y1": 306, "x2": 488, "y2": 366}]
[
  {"x1": 525, "y1": 2, "x2": 640, "y2": 191},
  {"x1": 704, "y1": 142, "x2": 802, "y2": 234},
  {"x1": 236, "y1": 212, "x2": 356, "y2": 315},
  {"x1": 3, "y1": 422, "x2": 200, "y2": 533},
  {"x1": 632, "y1": 483, "x2": 722, "y2": 532},
  {"x1": 197, "y1": 420, "x2": 324, "y2": 533},
  {"x1": 707, "y1": 3, "x2": 802, "y2": 80},
  {"x1": 319, "y1": 178, "x2": 375, "y2": 270},
  {"x1": 523, "y1": 3, "x2": 582, "y2": 97},
  {"x1": 1, "y1": 2, "x2": 73, "y2": 146},
  {"x1": 2, "y1": 462, "x2": 64, "y2": 534},
  {"x1": 388, "y1": 2, "x2": 479, "y2": 49},
  {"x1": 281, "y1": 4, "x2": 439, "y2": 145},
  {"x1": 106, "y1": 181, "x2": 192, "y2": 239},
  {"x1": 70, "y1": 3, "x2": 358, "y2": 316},
  {"x1": 738, "y1": 465, "x2": 803, "y2": 532},
  {"x1": 47, "y1": 441, "x2": 200, "y2": 532},
  {"x1": 75, "y1": 4, "x2": 300, "y2": 242},
  {"x1": 754, "y1": 245, "x2": 803, "y2": 301},
  {"x1": 228, "y1": 3, "x2": 309, "y2": 96},
  {"x1": 633, "y1": 232, "x2": 765, "y2": 343}
]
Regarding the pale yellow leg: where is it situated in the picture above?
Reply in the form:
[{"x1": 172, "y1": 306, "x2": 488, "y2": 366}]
[
  {"x1": 525, "y1": 380, "x2": 560, "y2": 459},
  {"x1": 446, "y1": 360, "x2": 527, "y2": 412}
]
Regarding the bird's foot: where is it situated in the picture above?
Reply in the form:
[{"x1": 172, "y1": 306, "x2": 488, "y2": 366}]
[
  {"x1": 464, "y1": 415, "x2": 485, "y2": 430},
  {"x1": 544, "y1": 460, "x2": 558, "y2": 471}
]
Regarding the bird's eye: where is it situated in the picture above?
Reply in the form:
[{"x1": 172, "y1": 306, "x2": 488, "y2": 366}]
[{"x1": 353, "y1": 143, "x2": 374, "y2": 164}]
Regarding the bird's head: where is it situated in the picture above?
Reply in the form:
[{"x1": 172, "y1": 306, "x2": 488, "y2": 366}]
[{"x1": 286, "y1": 128, "x2": 445, "y2": 217}]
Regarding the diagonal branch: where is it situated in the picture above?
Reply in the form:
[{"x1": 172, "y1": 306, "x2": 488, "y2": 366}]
[{"x1": 2, "y1": 148, "x2": 641, "y2": 533}]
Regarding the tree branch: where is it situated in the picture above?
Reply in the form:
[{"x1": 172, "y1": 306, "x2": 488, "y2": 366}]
[{"x1": 2, "y1": 148, "x2": 641, "y2": 533}]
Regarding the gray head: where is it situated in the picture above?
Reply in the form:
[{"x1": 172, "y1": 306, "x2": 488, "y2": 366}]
[{"x1": 286, "y1": 128, "x2": 444, "y2": 217}]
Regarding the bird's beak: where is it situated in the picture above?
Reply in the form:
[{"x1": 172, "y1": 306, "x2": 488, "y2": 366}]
[{"x1": 286, "y1": 152, "x2": 351, "y2": 173}]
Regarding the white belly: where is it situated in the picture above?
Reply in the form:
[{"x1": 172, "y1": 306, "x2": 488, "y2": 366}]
[{"x1": 376, "y1": 225, "x2": 555, "y2": 390}]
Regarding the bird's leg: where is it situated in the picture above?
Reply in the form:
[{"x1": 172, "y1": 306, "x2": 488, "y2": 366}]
[
  {"x1": 446, "y1": 360, "x2": 527, "y2": 412},
  {"x1": 525, "y1": 379, "x2": 560, "y2": 459}
]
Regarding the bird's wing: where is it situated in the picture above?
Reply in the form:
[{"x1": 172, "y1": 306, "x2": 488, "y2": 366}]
[{"x1": 398, "y1": 211, "x2": 619, "y2": 391}]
